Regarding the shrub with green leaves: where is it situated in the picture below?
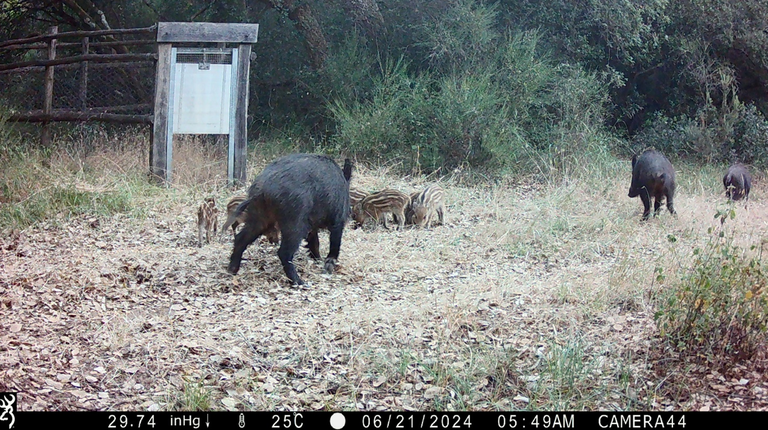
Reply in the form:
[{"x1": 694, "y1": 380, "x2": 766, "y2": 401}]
[
  {"x1": 730, "y1": 104, "x2": 768, "y2": 168},
  {"x1": 654, "y1": 208, "x2": 768, "y2": 366},
  {"x1": 418, "y1": 0, "x2": 499, "y2": 72},
  {"x1": 631, "y1": 113, "x2": 698, "y2": 156},
  {"x1": 329, "y1": 15, "x2": 613, "y2": 177},
  {"x1": 327, "y1": 56, "x2": 432, "y2": 165},
  {"x1": 633, "y1": 102, "x2": 768, "y2": 166}
]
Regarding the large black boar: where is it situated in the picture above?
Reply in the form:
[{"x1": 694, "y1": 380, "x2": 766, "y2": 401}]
[
  {"x1": 628, "y1": 149, "x2": 676, "y2": 220},
  {"x1": 723, "y1": 164, "x2": 751, "y2": 202},
  {"x1": 223, "y1": 154, "x2": 352, "y2": 285}
]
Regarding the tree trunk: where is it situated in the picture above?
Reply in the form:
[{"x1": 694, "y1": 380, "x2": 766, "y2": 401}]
[
  {"x1": 341, "y1": 0, "x2": 384, "y2": 37},
  {"x1": 287, "y1": 4, "x2": 327, "y2": 69},
  {"x1": 257, "y1": 0, "x2": 329, "y2": 69}
]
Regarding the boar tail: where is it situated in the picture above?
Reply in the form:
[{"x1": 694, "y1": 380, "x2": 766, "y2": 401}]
[{"x1": 343, "y1": 158, "x2": 353, "y2": 182}]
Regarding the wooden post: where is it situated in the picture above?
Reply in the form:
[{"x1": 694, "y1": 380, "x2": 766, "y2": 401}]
[
  {"x1": 151, "y1": 42, "x2": 172, "y2": 184},
  {"x1": 232, "y1": 43, "x2": 251, "y2": 186},
  {"x1": 41, "y1": 26, "x2": 57, "y2": 147},
  {"x1": 79, "y1": 37, "x2": 88, "y2": 111}
]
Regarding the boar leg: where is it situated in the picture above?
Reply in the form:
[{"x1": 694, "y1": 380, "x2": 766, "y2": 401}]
[
  {"x1": 640, "y1": 191, "x2": 652, "y2": 220},
  {"x1": 666, "y1": 193, "x2": 675, "y2": 215},
  {"x1": 653, "y1": 195, "x2": 663, "y2": 216},
  {"x1": 324, "y1": 222, "x2": 344, "y2": 274},
  {"x1": 306, "y1": 229, "x2": 321, "y2": 260},
  {"x1": 278, "y1": 229, "x2": 306, "y2": 285},
  {"x1": 228, "y1": 226, "x2": 261, "y2": 274}
]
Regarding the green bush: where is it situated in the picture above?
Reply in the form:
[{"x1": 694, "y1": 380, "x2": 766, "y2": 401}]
[
  {"x1": 730, "y1": 104, "x2": 768, "y2": 168},
  {"x1": 417, "y1": 0, "x2": 499, "y2": 72},
  {"x1": 327, "y1": 56, "x2": 432, "y2": 166},
  {"x1": 424, "y1": 71, "x2": 515, "y2": 171},
  {"x1": 631, "y1": 49, "x2": 768, "y2": 165},
  {"x1": 631, "y1": 113, "x2": 698, "y2": 156},
  {"x1": 328, "y1": 22, "x2": 614, "y2": 177},
  {"x1": 329, "y1": 57, "x2": 527, "y2": 173},
  {"x1": 308, "y1": 31, "x2": 377, "y2": 108},
  {"x1": 654, "y1": 208, "x2": 768, "y2": 367},
  {"x1": 633, "y1": 103, "x2": 768, "y2": 166}
]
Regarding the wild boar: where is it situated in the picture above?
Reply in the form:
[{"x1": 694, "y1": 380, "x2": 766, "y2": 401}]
[
  {"x1": 628, "y1": 149, "x2": 676, "y2": 220},
  {"x1": 225, "y1": 195, "x2": 279, "y2": 244},
  {"x1": 197, "y1": 197, "x2": 218, "y2": 246},
  {"x1": 410, "y1": 184, "x2": 445, "y2": 227},
  {"x1": 723, "y1": 164, "x2": 751, "y2": 202},
  {"x1": 223, "y1": 154, "x2": 352, "y2": 285},
  {"x1": 352, "y1": 189, "x2": 410, "y2": 230}
]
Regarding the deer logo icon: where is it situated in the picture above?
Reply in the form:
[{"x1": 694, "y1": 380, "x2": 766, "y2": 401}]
[{"x1": 0, "y1": 393, "x2": 15, "y2": 429}]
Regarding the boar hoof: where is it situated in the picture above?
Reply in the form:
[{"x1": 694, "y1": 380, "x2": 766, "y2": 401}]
[{"x1": 323, "y1": 258, "x2": 337, "y2": 274}]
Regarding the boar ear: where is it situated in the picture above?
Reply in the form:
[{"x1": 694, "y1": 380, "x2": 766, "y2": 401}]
[{"x1": 631, "y1": 154, "x2": 638, "y2": 170}]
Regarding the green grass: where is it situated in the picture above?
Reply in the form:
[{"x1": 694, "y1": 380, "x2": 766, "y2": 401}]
[
  {"x1": 0, "y1": 159, "x2": 151, "y2": 230},
  {"x1": 0, "y1": 128, "x2": 161, "y2": 231},
  {"x1": 676, "y1": 162, "x2": 732, "y2": 197},
  {"x1": 168, "y1": 379, "x2": 213, "y2": 411},
  {"x1": 0, "y1": 185, "x2": 137, "y2": 229},
  {"x1": 542, "y1": 337, "x2": 590, "y2": 397}
]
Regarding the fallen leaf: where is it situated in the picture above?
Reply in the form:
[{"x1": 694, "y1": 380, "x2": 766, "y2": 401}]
[
  {"x1": 373, "y1": 376, "x2": 387, "y2": 387},
  {"x1": 44, "y1": 379, "x2": 64, "y2": 390},
  {"x1": 423, "y1": 387, "x2": 442, "y2": 399},
  {"x1": 221, "y1": 397, "x2": 238, "y2": 411},
  {"x1": 70, "y1": 390, "x2": 89, "y2": 398}
]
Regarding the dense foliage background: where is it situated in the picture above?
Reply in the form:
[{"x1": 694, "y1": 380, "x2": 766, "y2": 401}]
[{"x1": 2, "y1": 0, "x2": 768, "y2": 174}]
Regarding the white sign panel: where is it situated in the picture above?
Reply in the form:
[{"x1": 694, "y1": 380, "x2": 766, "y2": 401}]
[{"x1": 172, "y1": 63, "x2": 232, "y2": 134}]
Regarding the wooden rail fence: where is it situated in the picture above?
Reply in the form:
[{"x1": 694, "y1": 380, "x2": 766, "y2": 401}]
[{"x1": 0, "y1": 25, "x2": 157, "y2": 146}]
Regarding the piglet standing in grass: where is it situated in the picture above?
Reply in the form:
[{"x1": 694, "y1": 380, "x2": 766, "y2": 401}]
[
  {"x1": 410, "y1": 184, "x2": 445, "y2": 228},
  {"x1": 197, "y1": 197, "x2": 218, "y2": 246},
  {"x1": 351, "y1": 188, "x2": 410, "y2": 230}
]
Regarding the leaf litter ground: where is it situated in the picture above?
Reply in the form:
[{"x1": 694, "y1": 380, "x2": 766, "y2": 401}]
[{"x1": 1, "y1": 170, "x2": 767, "y2": 411}]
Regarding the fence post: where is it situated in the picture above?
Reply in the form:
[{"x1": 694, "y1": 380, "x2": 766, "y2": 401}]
[
  {"x1": 79, "y1": 37, "x2": 88, "y2": 111},
  {"x1": 233, "y1": 43, "x2": 251, "y2": 186},
  {"x1": 151, "y1": 42, "x2": 172, "y2": 184},
  {"x1": 41, "y1": 26, "x2": 57, "y2": 148}
]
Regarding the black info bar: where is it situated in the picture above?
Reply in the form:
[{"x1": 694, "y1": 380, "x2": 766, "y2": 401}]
[{"x1": 7, "y1": 411, "x2": 766, "y2": 430}]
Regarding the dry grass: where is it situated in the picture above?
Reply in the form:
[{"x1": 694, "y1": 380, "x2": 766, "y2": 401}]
[{"x1": 1, "y1": 137, "x2": 767, "y2": 412}]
